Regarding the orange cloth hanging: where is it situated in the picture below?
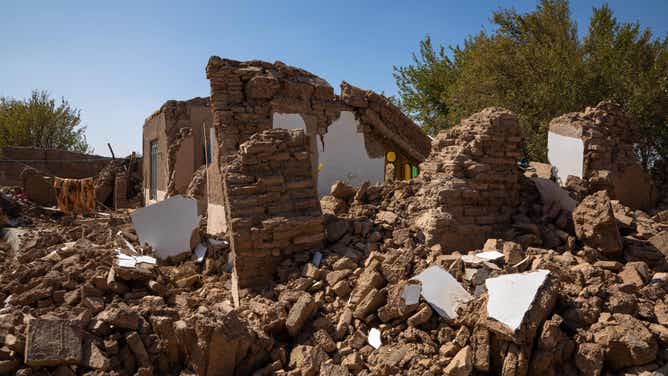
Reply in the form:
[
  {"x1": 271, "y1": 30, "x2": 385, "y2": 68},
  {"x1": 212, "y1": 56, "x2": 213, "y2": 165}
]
[{"x1": 53, "y1": 177, "x2": 96, "y2": 214}]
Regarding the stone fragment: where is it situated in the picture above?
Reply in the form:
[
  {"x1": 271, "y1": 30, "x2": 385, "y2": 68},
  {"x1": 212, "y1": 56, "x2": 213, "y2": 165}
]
[
  {"x1": 326, "y1": 220, "x2": 349, "y2": 243},
  {"x1": 330, "y1": 181, "x2": 356, "y2": 200},
  {"x1": 125, "y1": 332, "x2": 151, "y2": 368},
  {"x1": 443, "y1": 345, "x2": 473, "y2": 376},
  {"x1": 286, "y1": 294, "x2": 318, "y2": 336},
  {"x1": 575, "y1": 343, "x2": 604, "y2": 376},
  {"x1": 591, "y1": 313, "x2": 657, "y2": 370},
  {"x1": 25, "y1": 319, "x2": 81, "y2": 367},
  {"x1": 619, "y1": 262, "x2": 649, "y2": 288},
  {"x1": 484, "y1": 270, "x2": 556, "y2": 344},
  {"x1": 649, "y1": 230, "x2": 668, "y2": 257},
  {"x1": 572, "y1": 191, "x2": 622, "y2": 254},
  {"x1": 407, "y1": 303, "x2": 432, "y2": 327},
  {"x1": 81, "y1": 341, "x2": 111, "y2": 370},
  {"x1": 289, "y1": 345, "x2": 328, "y2": 376},
  {"x1": 313, "y1": 330, "x2": 336, "y2": 353},
  {"x1": 353, "y1": 288, "x2": 386, "y2": 319},
  {"x1": 96, "y1": 305, "x2": 140, "y2": 330},
  {"x1": 320, "y1": 363, "x2": 351, "y2": 376}
]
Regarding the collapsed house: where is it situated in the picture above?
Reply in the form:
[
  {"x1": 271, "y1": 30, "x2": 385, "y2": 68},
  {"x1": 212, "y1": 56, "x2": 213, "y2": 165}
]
[
  {"x1": 547, "y1": 101, "x2": 657, "y2": 210},
  {"x1": 142, "y1": 97, "x2": 213, "y2": 205}
]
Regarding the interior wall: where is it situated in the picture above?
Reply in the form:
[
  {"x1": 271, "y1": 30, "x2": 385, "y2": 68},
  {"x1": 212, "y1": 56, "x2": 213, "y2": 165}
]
[
  {"x1": 547, "y1": 131, "x2": 584, "y2": 185},
  {"x1": 272, "y1": 111, "x2": 385, "y2": 196}
]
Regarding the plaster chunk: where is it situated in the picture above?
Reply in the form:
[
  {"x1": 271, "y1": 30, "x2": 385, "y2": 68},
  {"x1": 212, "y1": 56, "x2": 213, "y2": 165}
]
[{"x1": 411, "y1": 265, "x2": 472, "y2": 320}]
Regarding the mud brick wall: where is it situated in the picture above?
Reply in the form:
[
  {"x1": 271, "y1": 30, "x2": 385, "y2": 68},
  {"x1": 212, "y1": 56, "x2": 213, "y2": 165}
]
[
  {"x1": 225, "y1": 129, "x2": 324, "y2": 289},
  {"x1": 0, "y1": 146, "x2": 110, "y2": 187},
  {"x1": 413, "y1": 107, "x2": 522, "y2": 252},
  {"x1": 549, "y1": 101, "x2": 656, "y2": 209}
]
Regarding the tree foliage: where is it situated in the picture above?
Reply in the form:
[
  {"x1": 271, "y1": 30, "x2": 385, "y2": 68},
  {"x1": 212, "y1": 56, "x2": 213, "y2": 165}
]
[
  {"x1": 394, "y1": 0, "x2": 668, "y2": 167},
  {"x1": 0, "y1": 90, "x2": 91, "y2": 153}
]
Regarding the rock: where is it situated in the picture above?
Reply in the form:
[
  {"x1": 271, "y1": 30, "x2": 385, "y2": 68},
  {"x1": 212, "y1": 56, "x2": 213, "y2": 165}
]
[
  {"x1": 376, "y1": 211, "x2": 398, "y2": 225},
  {"x1": 649, "y1": 231, "x2": 668, "y2": 257},
  {"x1": 591, "y1": 313, "x2": 657, "y2": 370},
  {"x1": 286, "y1": 294, "x2": 318, "y2": 337},
  {"x1": 126, "y1": 332, "x2": 151, "y2": 368},
  {"x1": 330, "y1": 181, "x2": 356, "y2": 200},
  {"x1": 619, "y1": 262, "x2": 649, "y2": 288},
  {"x1": 655, "y1": 302, "x2": 668, "y2": 326},
  {"x1": 407, "y1": 303, "x2": 432, "y2": 327},
  {"x1": 289, "y1": 345, "x2": 328, "y2": 376},
  {"x1": 313, "y1": 330, "x2": 337, "y2": 353},
  {"x1": 443, "y1": 345, "x2": 473, "y2": 376},
  {"x1": 81, "y1": 341, "x2": 111, "y2": 370},
  {"x1": 320, "y1": 363, "x2": 351, "y2": 376},
  {"x1": 572, "y1": 191, "x2": 623, "y2": 254},
  {"x1": 575, "y1": 343, "x2": 604, "y2": 376},
  {"x1": 320, "y1": 195, "x2": 348, "y2": 216},
  {"x1": 353, "y1": 288, "x2": 386, "y2": 319},
  {"x1": 326, "y1": 220, "x2": 349, "y2": 243},
  {"x1": 502, "y1": 241, "x2": 524, "y2": 265},
  {"x1": 96, "y1": 305, "x2": 140, "y2": 330},
  {"x1": 25, "y1": 319, "x2": 81, "y2": 367}
]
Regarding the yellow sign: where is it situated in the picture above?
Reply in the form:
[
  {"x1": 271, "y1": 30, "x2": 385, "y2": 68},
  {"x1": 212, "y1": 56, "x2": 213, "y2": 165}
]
[{"x1": 386, "y1": 151, "x2": 396, "y2": 162}]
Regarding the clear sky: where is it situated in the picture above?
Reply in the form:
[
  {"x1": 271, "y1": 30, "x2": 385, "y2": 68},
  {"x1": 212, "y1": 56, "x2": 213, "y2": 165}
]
[{"x1": 2, "y1": 0, "x2": 667, "y2": 157}]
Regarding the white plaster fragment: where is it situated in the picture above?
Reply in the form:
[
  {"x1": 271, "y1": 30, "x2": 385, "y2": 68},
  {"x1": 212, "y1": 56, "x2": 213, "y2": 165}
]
[
  {"x1": 131, "y1": 195, "x2": 200, "y2": 259},
  {"x1": 547, "y1": 131, "x2": 584, "y2": 185},
  {"x1": 368, "y1": 328, "x2": 382, "y2": 349},
  {"x1": 485, "y1": 269, "x2": 550, "y2": 331},
  {"x1": 401, "y1": 284, "x2": 421, "y2": 306},
  {"x1": 476, "y1": 250, "x2": 504, "y2": 262},
  {"x1": 412, "y1": 265, "x2": 472, "y2": 319}
]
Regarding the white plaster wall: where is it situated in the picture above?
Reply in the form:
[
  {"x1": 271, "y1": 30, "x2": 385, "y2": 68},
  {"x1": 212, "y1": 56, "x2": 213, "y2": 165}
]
[
  {"x1": 272, "y1": 111, "x2": 385, "y2": 196},
  {"x1": 547, "y1": 131, "x2": 584, "y2": 185}
]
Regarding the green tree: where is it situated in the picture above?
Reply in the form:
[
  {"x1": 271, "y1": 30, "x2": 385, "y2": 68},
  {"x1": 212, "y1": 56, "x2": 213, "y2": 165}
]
[
  {"x1": 394, "y1": 0, "x2": 667, "y2": 167},
  {"x1": 0, "y1": 90, "x2": 91, "y2": 153}
]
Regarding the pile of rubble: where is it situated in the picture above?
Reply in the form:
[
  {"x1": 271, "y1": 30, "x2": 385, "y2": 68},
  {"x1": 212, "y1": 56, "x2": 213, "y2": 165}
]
[{"x1": 0, "y1": 106, "x2": 667, "y2": 376}]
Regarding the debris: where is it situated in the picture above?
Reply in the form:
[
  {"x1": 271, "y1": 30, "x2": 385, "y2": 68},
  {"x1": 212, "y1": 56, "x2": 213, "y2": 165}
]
[
  {"x1": 130, "y1": 195, "x2": 199, "y2": 259},
  {"x1": 193, "y1": 242, "x2": 207, "y2": 262},
  {"x1": 572, "y1": 190, "x2": 623, "y2": 254},
  {"x1": 368, "y1": 328, "x2": 381, "y2": 349},
  {"x1": 400, "y1": 283, "x2": 421, "y2": 306},
  {"x1": 24, "y1": 319, "x2": 81, "y2": 367},
  {"x1": 412, "y1": 265, "x2": 472, "y2": 319}
]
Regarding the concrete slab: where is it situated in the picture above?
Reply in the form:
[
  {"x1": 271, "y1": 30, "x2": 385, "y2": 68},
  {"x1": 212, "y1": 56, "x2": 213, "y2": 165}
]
[
  {"x1": 412, "y1": 265, "x2": 472, "y2": 320},
  {"x1": 130, "y1": 195, "x2": 199, "y2": 259}
]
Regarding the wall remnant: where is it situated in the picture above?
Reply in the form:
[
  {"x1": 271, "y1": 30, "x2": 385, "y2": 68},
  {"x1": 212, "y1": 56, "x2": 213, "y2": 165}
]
[
  {"x1": 223, "y1": 129, "x2": 324, "y2": 294},
  {"x1": 548, "y1": 101, "x2": 656, "y2": 210},
  {"x1": 410, "y1": 107, "x2": 522, "y2": 252},
  {"x1": 142, "y1": 97, "x2": 212, "y2": 205},
  {"x1": 204, "y1": 57, "x2": 431, "y2": 205},
  {"x1": 0, "y1": 146, "x2": 111, "y2": 187}
]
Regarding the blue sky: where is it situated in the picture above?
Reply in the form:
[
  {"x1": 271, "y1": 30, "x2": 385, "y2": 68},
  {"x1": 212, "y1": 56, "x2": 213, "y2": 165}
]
[{"x1": 2, "y1": 0, "x2": 667, "y2": 157}]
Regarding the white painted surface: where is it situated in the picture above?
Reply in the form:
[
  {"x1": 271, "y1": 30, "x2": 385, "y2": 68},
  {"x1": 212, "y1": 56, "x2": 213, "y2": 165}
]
[
  {"x1": 273, "y1": 113, "x2": 306, "y2": 131},
  {"x1": 412, "y1": 265, "x2": 472, "y2": 319},
  {"x1": 272, "y1": 111, "x2": 385, "y2": 196},
  {"x1": 531, "y1": 177, "x2": 577, "y2": 212},
  {"x1": 131, "y1": 195, "x2": 200, "y2": 259},
  {"x1": 401, "y1": 284, "x2": 421, "y2": 305},
  {"x1": 476, "y1": 251, "x2": 504, "y2": 262},
  {"x1": 485, "y1": 269, "x2": 550, "y2": 331},
  {"x1": 368, "y1": 328, "x2": 382, "y2": 349},
  {"x1": 317, "y1": 111, "x2": 385, "y2": 196},
  {"x1": 206, "y1": 203, "x2": 227, "y2": 235},
  {"x1": 547, "y1": 131, "x2": 584, "y2": 185}
]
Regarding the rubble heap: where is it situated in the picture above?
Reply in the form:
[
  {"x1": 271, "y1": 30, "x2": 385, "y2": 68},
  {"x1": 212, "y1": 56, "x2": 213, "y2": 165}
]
[
  {"x1": 224, "y1": 129, "x2": 324, "y2": 293},
  {"x1": 410, "y1": 107, "x2": 523, "y2": 251}
]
